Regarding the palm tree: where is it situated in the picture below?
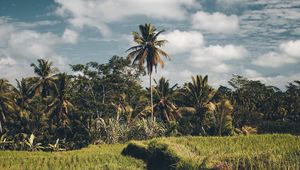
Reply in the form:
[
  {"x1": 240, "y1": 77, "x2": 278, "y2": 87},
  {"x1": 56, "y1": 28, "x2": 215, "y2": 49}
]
[
  {"x1": 153, "y1": 77, "x2": 180, "y2": 122},
  {"x1": 30, "y1": 59, "x2": 58, "y2": 98},
  {"x1": 178, "y1": 75, "x2": 216, "y2": 135},
  {"x1": 181, "y1": 75, "x2": 215, "y2": 111},
  {"x1": 127, "y1": 23, "x2": 170, "y2": 120},
  {"x1": 15, "y1": 78, "x2": 34, "y2": 122},
  {"x1": 212, "y1": 99, "x2": 234, "y2": 136},
  {"x1": 286, "y1": 81, "x2": 300, "y2": 121},
  {"x1": 0, "y1": 79, "x2": 17, "y2": 132},
  {"x1": 46, "y1": 73, "x2": 74, "y2": 129}
]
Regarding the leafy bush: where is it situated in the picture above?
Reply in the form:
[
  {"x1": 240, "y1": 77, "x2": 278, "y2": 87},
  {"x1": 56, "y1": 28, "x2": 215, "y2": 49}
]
[{"x1": 128, "y1": 118, "x2": 167, "y2": 140}]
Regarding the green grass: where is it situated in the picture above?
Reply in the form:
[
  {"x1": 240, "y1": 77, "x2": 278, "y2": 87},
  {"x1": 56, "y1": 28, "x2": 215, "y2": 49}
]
[
  {"x1": 1, "y1": 135, "x2": 299, "y2": 170},
  {"x1": 0, "y1": 144, "x2": 145, "y2": 170},
  {"x1": 123, "y1": 134, "x2": 300, "y2": 169}
]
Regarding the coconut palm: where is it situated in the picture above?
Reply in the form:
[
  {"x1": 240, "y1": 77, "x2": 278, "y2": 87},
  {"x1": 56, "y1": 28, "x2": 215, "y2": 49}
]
[
  {"x1": 46, "y1": 73, "x2": 73, "y2": 129},
  {"x1": 181, "y1": 75, "x2": 215, "y2": 111},
  {"x1": 30, "y1": 59, "x2": 58, "y2": 98},
  {"x1": 15, "y1": 78, "x2": 35, "y2": 116},
  {"x1": 0, "y1": 79, "x2": 18, "y2": 132},
  {"x1": 153, "y1": 77, "x2": 180, "y2": 122},
  {"x1": 286, "y1": 81, "x2": 300, "y2": 121},
  {"x1": 212, "y1": 99, "x2": 234, "y2": 136},
  {"x1": 178, "y1": 75, "x2": 216, "y2": 135},
  {"x1": 127, "y1": 23, "x2": 170, "y2": 120}
]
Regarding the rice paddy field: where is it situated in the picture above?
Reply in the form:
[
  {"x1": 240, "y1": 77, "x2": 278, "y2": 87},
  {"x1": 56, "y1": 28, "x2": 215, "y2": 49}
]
[
  {"x1": 0, "y1": 144, "x2": 145, "y2": 170},
  {"x1": 0, "y1": 134, "x2": 299, "y2": 170},
  {"x1": 123, "y1": 134, "x2": 300, "y2": 169}
]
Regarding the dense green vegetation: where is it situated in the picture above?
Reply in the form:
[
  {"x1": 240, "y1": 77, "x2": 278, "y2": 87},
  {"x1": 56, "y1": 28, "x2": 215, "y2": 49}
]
[
  {"x1": 0, "y1": 144, "x2": 145, "y2": 170},
  {"x1": 123, "y1": 134, "x2": 300, "y2": 169},
  {"x1": 0, "y1": 23, "x2": 299, "y2": 152}
]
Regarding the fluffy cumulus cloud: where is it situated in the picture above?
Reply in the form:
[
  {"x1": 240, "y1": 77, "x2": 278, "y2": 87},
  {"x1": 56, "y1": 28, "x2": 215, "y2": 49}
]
[
  {"x1": 148, "y1": 30, "x2": 248, "y2": 87},
  {"x1": 62, "y1": 28, "x2": 79, "y2": 44},
  {"x1": 161, "y1": 30, "x2": 246, "y2": 73},
  {"x1": 189, "y1": 45, "x2": 247, "y2": 73},
  {"x1": 244, "y1": 71, "x2": 300, "y2": 90},
  {"x1": 54, "y1": 0, "x2": 199, "y2": 35},
  {"x1": 252, "y1": 52, "x2": 294, "y2": 68},
  {"x1": 252, "y1": 40, "x2": 300, "y2": 68},
  {"x1": 0, "y1": 18, "x2": 76, "y2": 82},
  {"x1": 279, "y1": 40, "x2": 300, "y2": 58},
  {"x1": 191, "y1": 11, "x2": 239, "y2": 34},
  {"x1": 8, "y1": 30, "x2": 62, "y2": 59},
  {"x1": 160, "y1": 30, "x2": 204, "y2": 54}
]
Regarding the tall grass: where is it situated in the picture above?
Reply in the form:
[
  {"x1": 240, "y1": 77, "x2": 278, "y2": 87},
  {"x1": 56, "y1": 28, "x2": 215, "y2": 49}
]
[{"x1": 0, "y1": 144, "x2": 145, "y2": 170}]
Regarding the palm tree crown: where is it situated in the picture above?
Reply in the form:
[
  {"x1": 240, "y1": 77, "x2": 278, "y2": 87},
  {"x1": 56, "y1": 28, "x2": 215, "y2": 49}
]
[
  {"x1": 127, "y1": 23, "x2": 170, "y2": 75},
  {"x1": 30, "y1": 59, "x2": 58, "y2": 97},
  {"x1": 153, "y1": 77, "x2": 180, "y2": 122}
]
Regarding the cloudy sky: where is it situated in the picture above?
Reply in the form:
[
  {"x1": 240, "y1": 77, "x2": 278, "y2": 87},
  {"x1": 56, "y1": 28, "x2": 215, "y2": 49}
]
[{"x1": 0, "y1": 0, "x2": 300, "y2": 89}]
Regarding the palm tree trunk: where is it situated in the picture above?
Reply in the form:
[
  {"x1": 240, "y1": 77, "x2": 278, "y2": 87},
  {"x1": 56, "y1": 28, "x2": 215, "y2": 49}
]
[
  {"x1": 150, "y1": 74, "x2": 154, "y2": 121},
  {"x1": 219, "y1": 110, "x2": 224, "y2": 136}
]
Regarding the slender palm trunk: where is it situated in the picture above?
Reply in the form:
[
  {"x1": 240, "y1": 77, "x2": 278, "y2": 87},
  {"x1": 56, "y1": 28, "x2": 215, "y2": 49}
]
[
  {"x1": 219, "y1": 109, "x2": 224, "y2": 136},
  {"x1": 150, "y1": 74, "x2": 154, "y2": 121}
]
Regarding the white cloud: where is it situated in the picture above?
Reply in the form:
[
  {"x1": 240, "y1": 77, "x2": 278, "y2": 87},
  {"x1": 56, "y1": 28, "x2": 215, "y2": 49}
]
[
  {"x1": 159, "y1": 30, "x2": 247, "y2": 74},
  {"x1": 55, "y1": 0, "x2": 200, "y2": 35},
  {"x1": 191, "y1": 11, "x2": 239, "y2": 34},
  {"x1": 199, "y1": 45, "x2": 246, "y2": 60},
  {"x1": 0, "y1": 57, "x2": 16, "y2": 66},
  {"x1": 252, "y1": 52, "x2": 295, "y2": 68},
  {"x1": 252, "y1": 40, "x2": 300, "y2": 68},
  {"x1": 141, "y1": 63, "x2": 194, "y2": 87},
  {"x1": 8, "y1": 30, "x2": 62, "y2": 59},
  {"x1": 62, "y1": 29, "x2": 79, "y2": 44},
  {"x1": 249, "y1": 72, "x2": 300, "y2": 90},
  {"x1": 189, "y1": 44, "x2": 247, "y2": 73},
  {"x1": 0, "y1": 20, "x2": 75, "y2": 83},
  {"x1": 279, "y1": 40, "x2": 300, "y2": 58},
  {"x1": 161, "y1": 30, "x2": 204, "y2": 54},
  {"x1": 243, "y1": 69, "x2": 262, "y2": 78}
]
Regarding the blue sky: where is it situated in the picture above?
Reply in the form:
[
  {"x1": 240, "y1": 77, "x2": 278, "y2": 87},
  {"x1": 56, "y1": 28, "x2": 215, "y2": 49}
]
[{"x1": 0, "y1": 0, "x2": 300, "y2": 89}]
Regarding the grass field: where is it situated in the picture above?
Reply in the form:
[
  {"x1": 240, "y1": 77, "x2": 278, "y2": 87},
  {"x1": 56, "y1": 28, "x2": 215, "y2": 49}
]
[
  {"x1": 0, "y1": 134, "x2": 299, "y2": 170},
  {"x1": 123, "y1": 134, "x2": 300, "y2": 169},
  {"x1": 0, "y1": 144, "x2": 145, "y2": 170}
]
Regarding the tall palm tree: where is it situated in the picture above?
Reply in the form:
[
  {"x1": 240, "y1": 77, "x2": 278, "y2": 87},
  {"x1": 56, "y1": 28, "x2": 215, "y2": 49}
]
[
  {"x1": 46, "y1": 73, "x2": 74, "y2": 129},
  {"x1": 0, "y1": 79, "x2": 18, "y2": 132},
  {"x1": 153, "y1": 77, "x2": 180, "y2": 122},
  {"x1": 127, "y1": 23, "x2": 170, "y2": 120},
  {"x1": 30, "y1": 59, "x2": 58, "y2": 98}
]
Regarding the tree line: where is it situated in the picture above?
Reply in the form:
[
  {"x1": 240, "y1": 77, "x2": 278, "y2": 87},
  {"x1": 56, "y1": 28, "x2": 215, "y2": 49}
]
[
  {"x1": 0, "y1": 56, "x2": 299, "y2": 150},
  {"x1": 0, "y1": 23, "x2": 299, "y2": 151}
]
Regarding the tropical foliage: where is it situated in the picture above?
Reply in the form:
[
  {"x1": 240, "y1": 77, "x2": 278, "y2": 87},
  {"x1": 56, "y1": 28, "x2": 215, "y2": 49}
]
[{"x1": 0, "y1": 24, "x2": 299, "y2": 151}]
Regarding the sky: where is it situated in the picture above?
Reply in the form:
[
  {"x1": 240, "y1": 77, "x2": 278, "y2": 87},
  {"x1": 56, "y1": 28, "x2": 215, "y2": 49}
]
[{"x1": 0, "y1": 0, "x2": 300, "y2": 89}]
